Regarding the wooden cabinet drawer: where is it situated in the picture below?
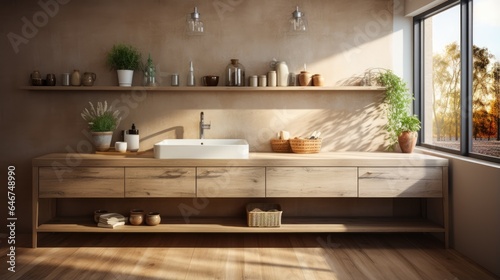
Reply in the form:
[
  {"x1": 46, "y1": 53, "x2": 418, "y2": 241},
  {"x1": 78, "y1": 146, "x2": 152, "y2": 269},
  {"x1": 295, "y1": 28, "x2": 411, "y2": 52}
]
[
  {"x1": 39, "y1": 167, "x2": 124, "y2": 198},
  {"x1": 266, "y1": 167, "x2": 358, "y2": 197},
  {"x1": 125, "y1": 167, "x2": 195, "y2": 197},
  {"x1": 197, "y1": 167, "x2": 265, "y2": 197},
  {"x1": 358, "y1": 167, "x2": 443, "y2": 197}
]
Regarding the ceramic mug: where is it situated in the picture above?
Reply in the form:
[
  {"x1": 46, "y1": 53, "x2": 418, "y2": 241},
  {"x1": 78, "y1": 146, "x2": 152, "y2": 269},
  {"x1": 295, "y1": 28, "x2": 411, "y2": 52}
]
[
  {"x1": 114, "y1": 141, "x2": 127, "y2": 153},
  {"x1": 82, "y1": 72, "x2": 97, "y2": 86}
]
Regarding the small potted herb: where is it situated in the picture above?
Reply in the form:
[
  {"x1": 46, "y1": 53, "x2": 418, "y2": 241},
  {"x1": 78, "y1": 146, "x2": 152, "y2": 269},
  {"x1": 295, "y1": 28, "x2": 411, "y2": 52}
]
[
  {"x1": 81, "y1": 101, "x2": 121, "y2": 151},
  {"x1": 107, "y1": 44, "x2": 141, "y2": 87}
]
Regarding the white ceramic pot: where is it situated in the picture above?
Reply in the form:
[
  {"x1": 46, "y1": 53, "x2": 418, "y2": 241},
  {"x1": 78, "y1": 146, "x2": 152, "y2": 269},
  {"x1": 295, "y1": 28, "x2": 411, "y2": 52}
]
[
  {"x1": 92, "y1": 131, "x2": 113, "y2": 151},
  {"x1": 117, "y1": 70, "x2": 134, "y2": 87}
]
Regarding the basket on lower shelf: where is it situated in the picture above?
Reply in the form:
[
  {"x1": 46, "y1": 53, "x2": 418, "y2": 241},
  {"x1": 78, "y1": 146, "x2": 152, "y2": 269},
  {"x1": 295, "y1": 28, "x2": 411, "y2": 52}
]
[
  {"x1": 246, "y1": 203, "x2": 282, "y2": 227},
  {"x1": 289, "y1": 138, "x2": 322, "y2": 153},
  {"x1": 270, "y1": 139, "x2": 291, "y2": 153}
]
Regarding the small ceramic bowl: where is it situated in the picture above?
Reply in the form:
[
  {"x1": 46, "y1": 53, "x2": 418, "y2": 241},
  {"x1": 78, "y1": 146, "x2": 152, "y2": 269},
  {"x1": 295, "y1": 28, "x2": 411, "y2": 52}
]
[
  {"x1": 129, "y1": 209, "x2": 144, "y2": 225},
  {"x1": 202, "y1": 75, "x2": 219, "y2": 86},
  {"x1": 146, "y1": 212, "x2": 161, "y2": 226}
]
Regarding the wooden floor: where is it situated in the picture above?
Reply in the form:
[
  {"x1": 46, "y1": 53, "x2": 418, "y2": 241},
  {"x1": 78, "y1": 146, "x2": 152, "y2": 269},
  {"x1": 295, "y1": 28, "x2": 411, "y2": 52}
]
[{"x1": 1, "y1": 233, "x2": 497, "y2": 280}]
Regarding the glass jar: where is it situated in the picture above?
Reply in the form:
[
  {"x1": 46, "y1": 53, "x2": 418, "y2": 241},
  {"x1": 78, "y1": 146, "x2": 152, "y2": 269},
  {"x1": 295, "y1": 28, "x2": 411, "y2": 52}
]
[{"x1": 225, "y1": 59, "x2": 245, "y2": 86}]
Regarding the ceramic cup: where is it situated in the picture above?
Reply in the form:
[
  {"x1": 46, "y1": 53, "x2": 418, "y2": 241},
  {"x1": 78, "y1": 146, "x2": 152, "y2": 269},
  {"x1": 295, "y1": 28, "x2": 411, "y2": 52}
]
[
  {"x1": 114, "y1": 141, "x2": 127, "y2": 153},
  {"x1": 202, "y1": 75, "x2": 219, "y2": 86}
]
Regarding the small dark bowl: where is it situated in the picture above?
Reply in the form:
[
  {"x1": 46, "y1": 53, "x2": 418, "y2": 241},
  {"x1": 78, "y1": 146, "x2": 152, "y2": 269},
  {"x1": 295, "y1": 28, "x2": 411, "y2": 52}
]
[{"x1": 203, "y1": 75, "x2": 219, "y2": 86}]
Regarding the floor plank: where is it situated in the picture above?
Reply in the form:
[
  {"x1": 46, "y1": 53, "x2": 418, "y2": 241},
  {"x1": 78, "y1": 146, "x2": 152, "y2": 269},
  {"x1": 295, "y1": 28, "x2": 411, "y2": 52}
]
[{"x1": 1, "y1": 233, "x2": 497, "y2": 280}]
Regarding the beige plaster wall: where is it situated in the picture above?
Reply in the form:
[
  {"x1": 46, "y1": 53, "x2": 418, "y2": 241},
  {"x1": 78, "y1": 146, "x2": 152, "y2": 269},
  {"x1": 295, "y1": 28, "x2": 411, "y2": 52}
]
[
  {"x1": 0, "y1": 0, "x2": 396, "y2": 232},
  {"x1": 420, "y1": 149, "x2": 500, "y2": 277},
  {"x1": 404, "y1": 0, "x2": 446, "y2": 16}
]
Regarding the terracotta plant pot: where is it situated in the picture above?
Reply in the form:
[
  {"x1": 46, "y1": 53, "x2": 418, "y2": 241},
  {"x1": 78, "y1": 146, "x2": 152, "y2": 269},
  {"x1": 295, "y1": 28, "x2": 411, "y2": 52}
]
[{"x1": 398, "y1": 131, "x2": 418, "y2": 153}]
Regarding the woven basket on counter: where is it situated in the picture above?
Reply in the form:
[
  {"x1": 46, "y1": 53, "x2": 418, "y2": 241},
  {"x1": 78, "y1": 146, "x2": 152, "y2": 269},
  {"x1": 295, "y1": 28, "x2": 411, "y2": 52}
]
[
  {"x1": 270, "y1": 139, "x2": 292, "y2": 153},
  {"x1": 246, "y1": 203, "x2": 282, "y2": 227},
  {"x1": 289, "y1": 138, "x2": 322, "y2": 154}
]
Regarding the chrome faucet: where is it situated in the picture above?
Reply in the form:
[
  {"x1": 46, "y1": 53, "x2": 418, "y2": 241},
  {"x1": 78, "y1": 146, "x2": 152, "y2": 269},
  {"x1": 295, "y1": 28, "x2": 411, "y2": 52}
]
[{"x1": 199, "y1": 111, "x2": 211, "y2": 139}]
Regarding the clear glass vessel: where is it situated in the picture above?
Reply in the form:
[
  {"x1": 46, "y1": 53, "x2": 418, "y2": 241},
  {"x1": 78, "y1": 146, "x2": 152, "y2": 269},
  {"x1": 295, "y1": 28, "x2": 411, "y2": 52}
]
[{"x1": 225, "y1": 59, "x2": 245, "y2": 86}]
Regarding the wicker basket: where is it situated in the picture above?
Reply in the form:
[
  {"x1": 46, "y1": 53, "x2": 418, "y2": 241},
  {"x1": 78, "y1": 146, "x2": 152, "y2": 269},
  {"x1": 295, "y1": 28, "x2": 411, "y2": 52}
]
[
  {"x1": 270, "y1": 139, "x2": 291, "y2": 153},
  {"x1": 246, "y1": 203, "x2": 282, "y2": 227},
  {"x1": 289, "y1": 138, "x2": 322, "y2": 153}
]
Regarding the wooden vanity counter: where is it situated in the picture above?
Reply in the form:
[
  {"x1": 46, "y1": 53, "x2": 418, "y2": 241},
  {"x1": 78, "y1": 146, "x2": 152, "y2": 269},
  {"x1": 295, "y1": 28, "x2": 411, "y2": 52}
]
[
  {"x1": 33, "y1": 151, "x2": 448, "y2": 167},
  {"x1": 32, "y1": 152, "x2": 449, "y2": 248}
]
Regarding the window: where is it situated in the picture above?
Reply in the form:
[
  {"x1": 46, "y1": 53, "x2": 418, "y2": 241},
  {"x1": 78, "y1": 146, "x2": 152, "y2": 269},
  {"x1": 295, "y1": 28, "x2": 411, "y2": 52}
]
[
  {"x1": 415, "y1": 0, "x2": 500, "y2": 163},
  {"x1": 472, "y1": 0, "x2": 500, "y2": 158},
  {"x1": 422, "y1": 5, "x2": 461, "y2": 151}
]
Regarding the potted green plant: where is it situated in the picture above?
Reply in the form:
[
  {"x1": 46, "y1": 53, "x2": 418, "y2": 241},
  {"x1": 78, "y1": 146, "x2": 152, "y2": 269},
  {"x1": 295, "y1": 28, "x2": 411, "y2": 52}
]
[
  {"x1": 107, "y1": 44, "x2": 141, "y2": 87},
  {"x1": 81, "y1": 101, "x2": 121, "y2": 151},
  {"x1": 376, "y1": 70, "x2": 421, "y2": 153}
]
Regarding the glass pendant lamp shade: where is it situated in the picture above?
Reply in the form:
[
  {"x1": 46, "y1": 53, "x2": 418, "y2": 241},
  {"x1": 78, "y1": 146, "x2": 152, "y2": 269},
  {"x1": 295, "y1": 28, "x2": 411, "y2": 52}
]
[
  {"x1": 187, "y1": 7, "x2": 204, "y2": 35},
  {"x1": 289, "y1": 6, "x2": 308, "y2": 34}
]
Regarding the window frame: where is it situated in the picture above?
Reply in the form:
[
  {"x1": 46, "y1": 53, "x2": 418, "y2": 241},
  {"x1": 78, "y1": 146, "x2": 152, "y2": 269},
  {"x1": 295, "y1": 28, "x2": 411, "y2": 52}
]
[{"x1": 413, "y1": 0, "x2": 500, "y2": 164}]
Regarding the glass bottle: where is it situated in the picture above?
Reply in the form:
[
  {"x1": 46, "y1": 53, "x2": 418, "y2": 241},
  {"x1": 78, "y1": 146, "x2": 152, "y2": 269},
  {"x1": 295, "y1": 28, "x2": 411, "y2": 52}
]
[
  {"x1": 225, "y1": 59, "x2": 245, "y2": 86},
  {"x1": 143, "y1": 54, "x2": 157, "y2": 86}
]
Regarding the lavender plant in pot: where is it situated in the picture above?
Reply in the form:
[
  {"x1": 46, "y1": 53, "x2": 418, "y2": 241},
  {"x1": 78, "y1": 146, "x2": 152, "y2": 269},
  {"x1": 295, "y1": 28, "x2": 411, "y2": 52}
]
[{"x1": 81, "y1": 101, "x2": 121, "y2": 151}]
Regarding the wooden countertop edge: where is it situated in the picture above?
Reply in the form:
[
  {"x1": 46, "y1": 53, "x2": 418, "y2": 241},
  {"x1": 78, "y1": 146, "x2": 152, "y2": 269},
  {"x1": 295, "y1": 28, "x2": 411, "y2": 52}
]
[{"x1": 32, "y1": 151, "x2": 449, "y2": 167}]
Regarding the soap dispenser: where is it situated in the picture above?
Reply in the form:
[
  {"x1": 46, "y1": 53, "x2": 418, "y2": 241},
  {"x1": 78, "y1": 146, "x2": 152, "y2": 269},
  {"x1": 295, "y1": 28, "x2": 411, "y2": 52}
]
[{"x1": 124, "y1": 123, "x2": 140, "y2": 152}]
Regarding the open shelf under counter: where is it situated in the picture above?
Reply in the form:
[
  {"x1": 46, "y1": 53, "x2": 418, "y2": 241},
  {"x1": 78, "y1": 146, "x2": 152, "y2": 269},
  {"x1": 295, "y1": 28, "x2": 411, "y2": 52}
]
[
  {"x1": 21, "y1": 85, "x2": 386, "y2": 92},
  {"x1": 38, "y1": 217, "x2": 445, "y2": 234}
]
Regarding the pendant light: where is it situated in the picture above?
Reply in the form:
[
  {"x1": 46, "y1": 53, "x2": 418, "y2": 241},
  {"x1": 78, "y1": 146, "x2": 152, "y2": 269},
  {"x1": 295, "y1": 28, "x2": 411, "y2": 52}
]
[
  {"x1": 187, "y1": 7, "x2": 204, "y2": 35},
  {"x1": 289, "y1": 6, "x2": 308, "y2": 34}
]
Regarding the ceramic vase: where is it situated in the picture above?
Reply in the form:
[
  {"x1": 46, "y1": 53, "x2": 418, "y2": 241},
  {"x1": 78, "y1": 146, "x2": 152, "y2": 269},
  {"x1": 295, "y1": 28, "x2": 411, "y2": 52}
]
[
  {"x1": 298, "y1": 71, "x2": 312, "y2": 86},
  {"x1": 71, "y1": 69, "x2": 81, "y2": 86}
]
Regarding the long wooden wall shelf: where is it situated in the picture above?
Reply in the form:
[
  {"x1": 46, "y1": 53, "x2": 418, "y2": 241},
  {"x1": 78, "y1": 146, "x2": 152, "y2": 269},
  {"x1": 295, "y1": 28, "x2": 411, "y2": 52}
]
[{"x1": 21, "y1": 86, "x2": 385, "y2": 92}]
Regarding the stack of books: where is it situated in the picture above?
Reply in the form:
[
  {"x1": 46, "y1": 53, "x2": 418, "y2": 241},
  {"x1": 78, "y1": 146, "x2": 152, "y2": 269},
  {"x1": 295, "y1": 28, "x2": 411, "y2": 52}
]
[{"x1": 97, "y1": 213, "x2": 126, "y2": 228}]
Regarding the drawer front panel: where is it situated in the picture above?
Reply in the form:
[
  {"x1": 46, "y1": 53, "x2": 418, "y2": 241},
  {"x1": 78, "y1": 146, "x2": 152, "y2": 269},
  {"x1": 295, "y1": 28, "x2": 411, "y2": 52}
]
[
  {"x1": 39, "y1": 167, "x2": 124, "y2": 198},
  {"x1": 197, "y1": 167, "x2": 265, "y2": 197},
  {"x1": 266, "y1": 167, "x2": 358, "y2": 197},
  {"x1": 358, "y1": 167, "x2": 443, "y2": 197},
  {"x1": 125, "y1": 167, "x2": 196, "y2": 197}
]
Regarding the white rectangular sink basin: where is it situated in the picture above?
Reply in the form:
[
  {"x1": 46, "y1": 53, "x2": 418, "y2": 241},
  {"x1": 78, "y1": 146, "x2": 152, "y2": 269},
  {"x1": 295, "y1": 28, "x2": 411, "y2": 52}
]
[{"x1": 154, "y1": 139, "x2": 249, "y2": 159}]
